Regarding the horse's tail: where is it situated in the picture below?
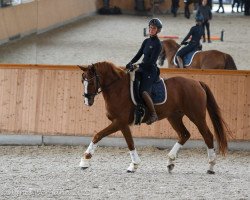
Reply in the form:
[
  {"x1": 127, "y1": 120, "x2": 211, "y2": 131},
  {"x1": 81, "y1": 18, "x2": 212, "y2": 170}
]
[
  {"x1": 200, "y1": 81, "x2": 230, "y2": 155},
  {"x1": 224, "y1": 53, "x2": 237, "y2": 70}
]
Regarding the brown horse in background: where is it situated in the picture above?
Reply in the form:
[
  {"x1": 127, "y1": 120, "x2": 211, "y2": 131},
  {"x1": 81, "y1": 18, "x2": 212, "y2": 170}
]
[
  {"x1": 78, "y1": 61, "x2": 230, "y2": 174},
  {"x1": 158, "y1": 39, "x2": 237, "y2": 70}
]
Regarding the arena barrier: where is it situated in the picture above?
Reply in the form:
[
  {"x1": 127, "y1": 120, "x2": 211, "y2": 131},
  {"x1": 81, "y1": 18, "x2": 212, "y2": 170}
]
[
  {"x1": 0, "y1": 64, "x2": 249, "y2": 142},
  {"x1": 0, "y1": 0, "x2": 96, "y2": 44}
]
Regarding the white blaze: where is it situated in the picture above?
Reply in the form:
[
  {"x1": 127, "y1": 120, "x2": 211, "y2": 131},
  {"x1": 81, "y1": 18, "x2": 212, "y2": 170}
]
[{"x1": 84, "y1": 79, "x2": 89, "y2": 105}]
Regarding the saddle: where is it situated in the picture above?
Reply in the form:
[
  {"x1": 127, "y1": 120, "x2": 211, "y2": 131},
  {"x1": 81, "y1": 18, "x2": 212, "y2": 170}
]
[
  {"x1": 174, "y1": 45, "x2": 202, "y2": 67},
  {"x1": 129, "y1": 68, "x2": 167, "y2": 125}
]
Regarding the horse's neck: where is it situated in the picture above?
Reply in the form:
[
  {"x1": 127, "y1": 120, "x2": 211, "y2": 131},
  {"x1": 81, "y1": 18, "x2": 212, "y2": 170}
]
[
  {"x1": 97, "y1": 64, "x2": 128, "y2": 97},
  {"x1": 99, "y1": 67, "x2": 130, "y2": 118},
  {"x1": 167, "y1": 49, "x2": 177, "y2": 65},
  {"x1": 99, "y1": 67, "x2": 124, "y2": 89},
  {"x1": 101, "y1": 73, "x2": 129, "y2": 104}
]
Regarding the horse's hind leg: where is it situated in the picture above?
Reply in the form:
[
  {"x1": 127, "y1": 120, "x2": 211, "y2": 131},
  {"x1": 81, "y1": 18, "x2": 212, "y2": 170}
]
[
  {"x1": 79, "y1": 120, "x2": 121, "y2": 170},
  {"x1": 194, "y1": 120, "x2": 216, "y2": 174},
  {"x1": 167, "y1": 115, "x2": 191, "y2": 173},
  {"x1": 121, "y1": 125, "x2": 141, "y2": 173}
]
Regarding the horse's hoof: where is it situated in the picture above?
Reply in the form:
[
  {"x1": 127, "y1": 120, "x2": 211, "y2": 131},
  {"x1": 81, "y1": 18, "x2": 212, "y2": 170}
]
[
  {"x1": 79, "y1": 158, "x2": 90, "y2": 169},
  {"x1": 167, "y1": 164, "x2": 175, "y2": 173},
  {"x1": 207, "y1": 170, "x2": 215, "y2": 174},
  {"x1": 127, "y1": 163, "x2": 138, "y2": 173}
]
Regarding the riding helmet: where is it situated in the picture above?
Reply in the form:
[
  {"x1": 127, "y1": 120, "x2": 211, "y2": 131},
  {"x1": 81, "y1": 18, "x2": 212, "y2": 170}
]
[{"x1": 148, "y1": 18, "x2": 162, "y2": 31}]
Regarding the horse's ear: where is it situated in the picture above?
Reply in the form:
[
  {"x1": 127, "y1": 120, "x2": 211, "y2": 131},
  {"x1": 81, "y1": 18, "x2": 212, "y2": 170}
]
[
  {"x1": 88, "y1": 64, "x2": 97, "y2": 74},
  {"x1": 78, "y1": 65, "x2": 88, "y2": 71}
]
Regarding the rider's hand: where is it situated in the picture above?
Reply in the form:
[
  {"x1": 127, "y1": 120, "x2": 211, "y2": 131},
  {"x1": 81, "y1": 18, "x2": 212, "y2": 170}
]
[
  {"x1": 181, "y1": 41, "x2": 188, "y2": 45},
  {"x1": 126, "y1": 62, "x2": 133, "y2": 70}
]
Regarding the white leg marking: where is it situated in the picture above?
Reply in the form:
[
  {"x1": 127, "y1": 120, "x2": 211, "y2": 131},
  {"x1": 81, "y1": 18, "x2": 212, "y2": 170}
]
[
  {"x1": 168, "y1": 142, "x2": 183, "y2": 160},
  {"x1": 79, "y1": 157, "x2": 90, "y2": 168},
  {"x1": 130, "y1": 149, "x2": 141, "y2": 164},
  {"x1": 127, "y1": 149, "x2": 141, "y2": 172},
  {"x1": 167, "y1": 142, "x2": 183, "y2": 173},
  {"x1": 85, "y1": 141, "x2": 98, "y2": 155},
  {"x1": 79, "y1": 142, "x2": 98, "y2": 168},
  {"x1": 207, "y1": 148, "x2": 216, "y2": 172}
]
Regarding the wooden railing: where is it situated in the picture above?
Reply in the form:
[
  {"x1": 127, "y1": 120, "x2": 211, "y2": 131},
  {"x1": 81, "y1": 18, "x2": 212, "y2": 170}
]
[{"x1": 0, "y1": 64, "x2": 249, "y2": 141}]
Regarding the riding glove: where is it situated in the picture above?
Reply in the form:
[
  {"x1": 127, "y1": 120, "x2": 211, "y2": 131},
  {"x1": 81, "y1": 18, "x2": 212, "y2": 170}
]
[{"x1": 126, "y1": 62, "x2": 133, "y2": 70}]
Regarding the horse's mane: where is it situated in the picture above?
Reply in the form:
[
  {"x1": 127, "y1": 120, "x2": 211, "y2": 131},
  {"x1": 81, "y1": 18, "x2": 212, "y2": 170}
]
[
  {"x1": 94, "y1": 61, "x2": 125, "y2": 79},
  {"x1": 162, "y1": 39, "x2": 180, "y2": 51}
]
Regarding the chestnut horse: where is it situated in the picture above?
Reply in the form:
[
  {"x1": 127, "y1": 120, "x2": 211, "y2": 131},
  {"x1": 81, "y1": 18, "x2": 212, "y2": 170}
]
[
  {"x1": 158, "y1": 39, "x2": 237, "y2": 70},
  {"x1": 78, "y1": 61, "x2": 230, "y2": 174}
]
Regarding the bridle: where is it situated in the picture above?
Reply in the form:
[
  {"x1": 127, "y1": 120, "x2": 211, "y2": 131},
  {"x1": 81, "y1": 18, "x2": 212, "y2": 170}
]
[
  {"x1": 81, "y1": 64, "x2": 102, "y2": 100},
  {"x1": 80, "y1": 64, "x2": 122, "y2": 102}
]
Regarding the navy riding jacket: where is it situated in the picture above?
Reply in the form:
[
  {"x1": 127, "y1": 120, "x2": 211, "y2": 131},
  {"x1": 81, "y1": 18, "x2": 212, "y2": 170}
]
[
  {"x1": 182, "y1": 24, "x2": 204, "y2": 46},
  {"x1": 130, "y1": 36, "x2": 162, "y2": 72},
  {"x1": 176, "y1": 24, "x2": 204, "y2": 58},
  {"x1": 130, "y1": 36, "x2": 162, "y2": 93}
]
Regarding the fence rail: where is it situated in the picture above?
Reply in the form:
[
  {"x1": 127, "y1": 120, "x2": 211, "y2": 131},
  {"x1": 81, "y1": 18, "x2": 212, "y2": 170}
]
[{"x1": 0, "y1": 64, "x2": 249, "y2": 141}]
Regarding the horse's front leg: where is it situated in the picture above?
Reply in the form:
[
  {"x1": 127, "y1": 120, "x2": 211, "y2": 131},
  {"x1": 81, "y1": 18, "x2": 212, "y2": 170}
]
[
  {"x1": 79, "y1": 120, "x2": 120, "y2": 170},
  {"x1": 121, "y1": 125, "x2": 141, "y2": 173}
]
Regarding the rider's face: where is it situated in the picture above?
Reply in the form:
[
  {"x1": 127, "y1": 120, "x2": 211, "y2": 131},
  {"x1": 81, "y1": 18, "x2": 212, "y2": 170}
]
[
  {"x1": 149, "y1": 25, "x2": 158, "y2": 36},
  {"x1": 202, "y1": 0, "x2": 207, "y2": 6}
]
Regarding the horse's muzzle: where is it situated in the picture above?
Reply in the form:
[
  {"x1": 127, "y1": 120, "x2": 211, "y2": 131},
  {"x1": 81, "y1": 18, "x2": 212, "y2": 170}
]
[{"x1": 84, "y1": 95, "x2": 94, "y2": 106}]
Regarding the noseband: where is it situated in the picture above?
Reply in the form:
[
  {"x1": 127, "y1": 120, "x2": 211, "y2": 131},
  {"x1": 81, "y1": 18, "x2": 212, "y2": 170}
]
[{"x1": 82, "y1": 64, "x2": 102, "y2": 99}]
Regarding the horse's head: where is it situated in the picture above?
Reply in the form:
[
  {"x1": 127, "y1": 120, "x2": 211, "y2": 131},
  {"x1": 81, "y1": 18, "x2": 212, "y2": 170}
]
[
  {"x1": 78, "y1": 64, "x2": 101, "y2": 106},
  {"x1": 158, "y1": 39, "x2": 180, "y2": 67}
]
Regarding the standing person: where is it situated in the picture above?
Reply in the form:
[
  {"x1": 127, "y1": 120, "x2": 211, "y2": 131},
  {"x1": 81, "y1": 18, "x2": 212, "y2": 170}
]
[
  {"x1": 171, "y1": 0, "x2": 180, "y2": 17},
  {"x1": 245, "y1": 0, "x2": 250, "y2": 15},
  {"x1": 216, "y1": 0, "x2": 225, "y2": 13},
  {"x1": 197, "y1": 0, "x2": 212, "y2": 43},
  {"x1": 126, "y1": 18, "x2": 162, "y2": 125},
  {"x1": 240, "y1": 0, "x2": 245, "y2": 12},
  {"x1": 232, "y1": 0, "x2": 240, "y2": 12},
  {"x1": 198, "y1": 0, "x2": 212, "y2": 9},
  {"x1": 176, "y1": 15, "x2": 204, "y2": 68},
  {"x1": 184, "y1": 0, "x2": 191, "y2": 19}
]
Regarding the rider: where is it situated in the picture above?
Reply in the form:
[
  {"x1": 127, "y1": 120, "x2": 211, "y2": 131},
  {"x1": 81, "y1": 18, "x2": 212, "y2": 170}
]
[
  {"x1": 126, "y1": 18, "x2": 162, "y2": 125},
  {"x1": 176, "y1": 15, "x2": 204, "y2": 68}
]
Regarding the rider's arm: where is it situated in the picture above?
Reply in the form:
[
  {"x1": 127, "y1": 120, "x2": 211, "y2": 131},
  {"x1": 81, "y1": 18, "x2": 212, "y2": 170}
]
[
  {"x1": 130, "y1": 39, "x2": 146, "y2": 64},
  {"x1": 181, "y1": 28, "x2": 193, "y2": 43}
]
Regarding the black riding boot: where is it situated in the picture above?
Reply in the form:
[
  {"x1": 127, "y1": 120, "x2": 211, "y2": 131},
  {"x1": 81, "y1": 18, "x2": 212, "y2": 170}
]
[{"x1": 142, "y1": 91, "x2": 158, "y2": 125}]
